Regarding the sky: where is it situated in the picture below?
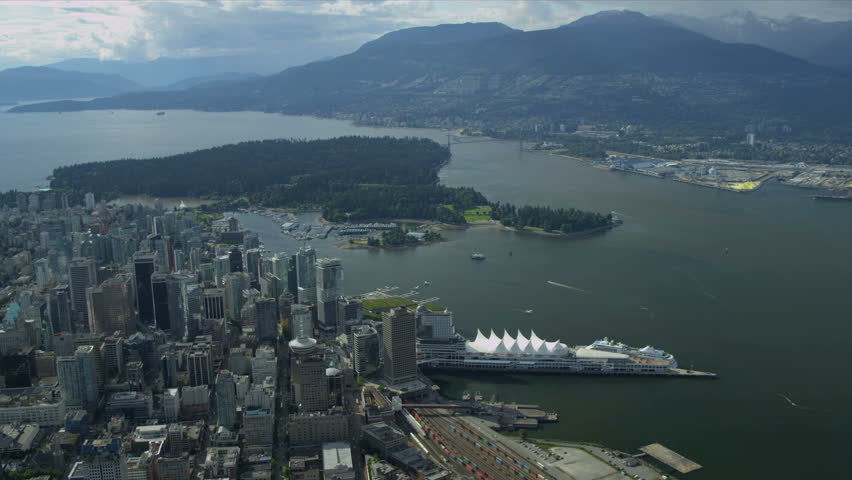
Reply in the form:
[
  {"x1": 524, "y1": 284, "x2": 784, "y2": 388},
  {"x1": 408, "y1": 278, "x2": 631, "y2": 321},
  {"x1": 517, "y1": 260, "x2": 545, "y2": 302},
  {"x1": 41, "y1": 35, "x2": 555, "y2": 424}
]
[{"x1": 1, "y1": 0, "x2": 851, "y2": 70}]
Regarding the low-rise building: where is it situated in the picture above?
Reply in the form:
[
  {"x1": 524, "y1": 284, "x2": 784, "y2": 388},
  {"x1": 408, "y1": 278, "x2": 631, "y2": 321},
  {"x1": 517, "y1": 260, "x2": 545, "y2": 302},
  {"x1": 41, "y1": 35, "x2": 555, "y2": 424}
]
[
  {"x1": 289, "y1": 455, "x2": 322, "y2": 480},
  {"x1": 288, "y1": 410, "x2": 349, "y2": 446},
  {"x1": 106, "y1": 391, "x2": 152, "y2": 420},
  {"x1": 242, "y1": 408, "x2": 274, "y2": 446},
  {"x1": 363, "y1": 422, "x2": 406, "y2": 456},
  {"x1": 155, "y1": 454, "x2": 190, "y2": 480},
  {"x1": 203, "y1": 446, "x2": 240, "y2": 479},
  {"x1": 322, "y1": 442, "x2": 355, "y2": 480},
  {"x1": 0, "y1": 423, "x2": 39, "y2": 454},
  {"x1": 0, "y1": 387, "x2": 65, "y2": 426}
]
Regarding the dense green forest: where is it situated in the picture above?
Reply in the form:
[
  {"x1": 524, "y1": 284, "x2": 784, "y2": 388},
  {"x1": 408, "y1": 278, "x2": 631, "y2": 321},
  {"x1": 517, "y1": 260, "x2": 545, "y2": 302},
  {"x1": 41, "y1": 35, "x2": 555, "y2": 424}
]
[
  {"x1": 490, "y1": 202, "x2": 613, "y2": 234},
  {"x1": 51, "y1": 136, "x2": 448, "y2": 197},
  {"x1": 321, "y1": 185, "x2": 485, "y2": 223},
  {"x1": 49, "y1": 135, "x2": 613, "y2": 233}
]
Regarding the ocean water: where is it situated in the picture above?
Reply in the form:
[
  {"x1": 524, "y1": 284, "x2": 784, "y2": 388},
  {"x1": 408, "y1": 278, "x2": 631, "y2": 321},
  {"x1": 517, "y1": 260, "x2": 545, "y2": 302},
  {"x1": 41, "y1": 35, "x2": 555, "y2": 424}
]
[{"x1": 3, "y1": 109, "x2": 850, "y2": 479}]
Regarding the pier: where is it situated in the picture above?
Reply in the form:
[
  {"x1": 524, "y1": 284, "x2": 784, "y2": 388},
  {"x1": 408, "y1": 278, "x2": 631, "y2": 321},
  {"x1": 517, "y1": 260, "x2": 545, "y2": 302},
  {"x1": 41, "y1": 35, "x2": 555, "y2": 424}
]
[{"x1": 639, "y1": 443, "x2": 702, "y2": 474}]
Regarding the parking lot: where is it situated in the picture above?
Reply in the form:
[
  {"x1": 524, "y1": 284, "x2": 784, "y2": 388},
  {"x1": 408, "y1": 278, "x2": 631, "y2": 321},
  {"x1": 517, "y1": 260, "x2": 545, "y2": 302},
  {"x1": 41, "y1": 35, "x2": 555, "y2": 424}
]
[{"x1": 549, "y1": 447, "x2": 622, "y2": 479}]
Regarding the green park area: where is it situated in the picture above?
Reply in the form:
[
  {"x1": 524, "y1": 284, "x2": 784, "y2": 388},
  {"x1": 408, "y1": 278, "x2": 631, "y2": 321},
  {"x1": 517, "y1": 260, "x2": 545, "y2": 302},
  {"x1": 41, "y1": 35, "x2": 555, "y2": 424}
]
[
  {"x1": 462, "y1": 205, "x2": 492, "y2": 222},
  {"x1": 361, "y1": 297, "x2": 444, "y2": 313}
]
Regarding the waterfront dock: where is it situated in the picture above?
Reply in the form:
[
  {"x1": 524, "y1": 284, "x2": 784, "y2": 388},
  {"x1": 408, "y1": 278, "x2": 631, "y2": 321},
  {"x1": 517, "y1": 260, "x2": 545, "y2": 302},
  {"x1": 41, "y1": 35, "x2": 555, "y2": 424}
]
[{"x1": 639, "y1": 443, "x2": 702, "y2": 474}]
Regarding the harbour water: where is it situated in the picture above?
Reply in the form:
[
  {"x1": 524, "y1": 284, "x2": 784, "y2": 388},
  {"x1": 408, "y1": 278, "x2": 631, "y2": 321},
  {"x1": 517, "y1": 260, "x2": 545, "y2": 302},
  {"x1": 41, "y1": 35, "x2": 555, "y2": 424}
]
[{"x1": 2, "y1": 110, "x2": 851, "y2": 479}]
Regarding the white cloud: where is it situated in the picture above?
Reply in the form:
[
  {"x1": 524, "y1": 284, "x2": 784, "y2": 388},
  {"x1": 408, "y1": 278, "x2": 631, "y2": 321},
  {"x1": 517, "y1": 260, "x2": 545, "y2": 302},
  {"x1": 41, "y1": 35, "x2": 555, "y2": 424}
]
[{"x1": 0, "y1": 0, "x2": 848, "y2": 70}]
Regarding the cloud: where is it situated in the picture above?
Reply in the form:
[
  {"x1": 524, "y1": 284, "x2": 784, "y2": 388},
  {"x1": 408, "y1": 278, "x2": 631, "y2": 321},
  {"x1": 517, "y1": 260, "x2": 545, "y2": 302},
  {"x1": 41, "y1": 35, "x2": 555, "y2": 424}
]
[{"x1": 0, "y1": 0, "x2": 849, "y2": 70}]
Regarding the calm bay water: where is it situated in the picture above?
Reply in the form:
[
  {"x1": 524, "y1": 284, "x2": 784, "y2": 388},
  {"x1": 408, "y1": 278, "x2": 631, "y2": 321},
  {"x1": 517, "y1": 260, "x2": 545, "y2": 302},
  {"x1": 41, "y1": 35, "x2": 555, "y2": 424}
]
[{"x1": 3, "y1": 110, "x2": 851, "y2": 479}]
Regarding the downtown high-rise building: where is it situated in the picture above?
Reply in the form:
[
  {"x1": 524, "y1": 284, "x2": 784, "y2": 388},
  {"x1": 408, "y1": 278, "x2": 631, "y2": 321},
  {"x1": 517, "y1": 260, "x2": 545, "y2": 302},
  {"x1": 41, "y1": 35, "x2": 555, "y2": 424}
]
[
  {"x1": 271, "y1": 253, "x2": 289, "y2": 284},
  {"x1": 203, "y1": 288, "x2": 226, "y2": 320},
  {"x1": 223, "y1": 272, "x2": 251, "y2": 322},
  {"x1": 188, "y1": 343, "x2": 213, "y2": 386},
  {"x1": 133, "y1": 252, "x2": 157, "y2": 324},
  {"x1": 382, "y1": 307, "x2": 417, "y2": 385},
  {"x1": 151, "y1": 272, "x2": 194, "y2": 340},
  {"x1": 213, "y1": 255, "x2": 231, "y2": 287},
  {"x1": 57, "y1": 345, "x2": 100, "y2": 407},
  {"x1": 245, "y1": 248, "x2": 263, "y2": 280},
  {"x1": 48, "y1": 284, "x2": 73, "y2": 334},
  {"x1": 295, "y1": 246, "x2": 316, "y2": 304},
  {"x1": 259, "y1": 273, "x2": 283, "y2": 303},
  {"x1": 215, "y1": 370, "x2": 238, "y2": 430},
  {"x1": 68, "y1": 257, "x2": 97, "y2": 330},
  {"x1": 292, "y1": 353, "x2": 328, "y2": 412},
  {"x1": 290, "y1": 304, "x2": 313, "y2": 340},
  {"x1": 228, "y1": 247, "x2": 243, "y2": 273},
  {"x1": 254, "y1": 297, "x2": 278, "y2": 344},
  {"x1": 352, "y1": 325, "x2": 380, "y2": 377},
  {"x1": 85, "y1": 273, "x2": 135, "y2": 334},
  {"x1": 151, "y1": 273, "x2": 177, "y2": 334},
  {"x1": 315, "y1": 258, "x2": 343, "y2": 332}
]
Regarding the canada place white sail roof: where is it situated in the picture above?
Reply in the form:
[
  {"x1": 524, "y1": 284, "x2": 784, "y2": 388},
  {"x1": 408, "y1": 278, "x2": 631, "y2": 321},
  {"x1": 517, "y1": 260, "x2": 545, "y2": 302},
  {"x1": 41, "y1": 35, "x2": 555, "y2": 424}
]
[{"x1": 466, "y1": 329, "x2": 569, "y2": 356}]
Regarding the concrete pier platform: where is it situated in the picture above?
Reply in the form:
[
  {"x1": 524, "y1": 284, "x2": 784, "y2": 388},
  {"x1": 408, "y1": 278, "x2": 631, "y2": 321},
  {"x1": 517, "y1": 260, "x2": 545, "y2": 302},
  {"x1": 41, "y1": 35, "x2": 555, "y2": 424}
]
[{"x1": 640, "y1": 443, "x2": 702, "y2": 474}]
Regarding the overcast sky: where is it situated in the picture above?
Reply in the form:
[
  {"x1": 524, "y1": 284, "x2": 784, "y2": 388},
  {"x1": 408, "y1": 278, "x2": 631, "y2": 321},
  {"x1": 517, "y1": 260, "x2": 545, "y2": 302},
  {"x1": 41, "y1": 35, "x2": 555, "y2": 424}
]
[{"x1": 2, "y1": 0, "x2": 851, "y2": 70}]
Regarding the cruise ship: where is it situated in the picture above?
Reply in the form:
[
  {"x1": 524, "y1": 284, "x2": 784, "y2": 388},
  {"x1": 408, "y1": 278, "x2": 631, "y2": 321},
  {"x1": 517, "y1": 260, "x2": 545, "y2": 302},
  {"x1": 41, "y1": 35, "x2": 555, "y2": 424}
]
[{"x1": 417, "y1": 329, "x2": 707, "y2": 377}]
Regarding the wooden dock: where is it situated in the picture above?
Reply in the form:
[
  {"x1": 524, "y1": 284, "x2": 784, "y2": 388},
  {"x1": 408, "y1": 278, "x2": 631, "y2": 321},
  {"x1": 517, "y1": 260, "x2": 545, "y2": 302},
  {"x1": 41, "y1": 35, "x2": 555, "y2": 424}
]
[{"x1": 639, "y1": 443, "x2": 702, "y2": 474}]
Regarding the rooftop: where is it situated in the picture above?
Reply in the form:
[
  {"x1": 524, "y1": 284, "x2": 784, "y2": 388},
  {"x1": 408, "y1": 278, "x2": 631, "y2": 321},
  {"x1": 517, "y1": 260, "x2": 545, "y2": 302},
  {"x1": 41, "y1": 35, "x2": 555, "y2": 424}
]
[{"x1": 322, "y1": 441, "x2": 353, "y2": 471}]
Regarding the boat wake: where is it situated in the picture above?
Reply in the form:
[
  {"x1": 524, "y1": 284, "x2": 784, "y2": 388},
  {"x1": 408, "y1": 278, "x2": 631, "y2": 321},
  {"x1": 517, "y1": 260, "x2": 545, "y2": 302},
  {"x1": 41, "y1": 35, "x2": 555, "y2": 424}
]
[
  {"x1": 676, "y1": 268, "x2": 721, "y2": 304},
  {"x1": 778, "y1": 393, "x2": 809, "y2": 410},
  {"x1": 547, "y1": 281, "x2": 586, "y2": 292}
]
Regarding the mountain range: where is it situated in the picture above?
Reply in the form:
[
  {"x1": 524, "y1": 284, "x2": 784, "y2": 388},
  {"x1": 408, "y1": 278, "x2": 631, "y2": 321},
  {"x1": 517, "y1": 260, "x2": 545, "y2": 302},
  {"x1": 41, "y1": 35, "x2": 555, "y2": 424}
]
[
  {"x1": 9, "y1": 11, "x2": 852, "y2": 139},
  {"x1": 47, "y1": 55, "x2": 285, "y2": 86},
  {"x1": 659, "y1": 10, "x2": 852, "y2": 70},
  {"x1": 0, "y1": 67, "x2": 140, "y2": 103}
]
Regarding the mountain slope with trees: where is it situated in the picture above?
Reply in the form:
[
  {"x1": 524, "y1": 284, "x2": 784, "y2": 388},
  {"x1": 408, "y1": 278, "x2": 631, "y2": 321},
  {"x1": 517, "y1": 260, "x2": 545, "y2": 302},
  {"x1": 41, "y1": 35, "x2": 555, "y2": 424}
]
[{"x1": 11, "y1": 11, "x2": 849, "y2": 141}]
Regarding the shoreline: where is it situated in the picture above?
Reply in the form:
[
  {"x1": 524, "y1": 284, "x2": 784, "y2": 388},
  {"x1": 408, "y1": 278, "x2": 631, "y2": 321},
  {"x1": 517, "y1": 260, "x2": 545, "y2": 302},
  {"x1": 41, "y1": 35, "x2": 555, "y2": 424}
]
[{"x1": 546, "y1": 150, "x2": 851, "y2": 194}]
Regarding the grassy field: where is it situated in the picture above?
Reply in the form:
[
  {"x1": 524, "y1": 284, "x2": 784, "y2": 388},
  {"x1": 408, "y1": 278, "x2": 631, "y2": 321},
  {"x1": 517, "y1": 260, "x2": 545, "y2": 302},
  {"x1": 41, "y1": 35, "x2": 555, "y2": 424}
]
[
  {"x1": 361, "y1": 297, "x2": 444, "y2": 312},
  {"x1": 463, "y1": 205, "x2": 492, "y2": 222}
]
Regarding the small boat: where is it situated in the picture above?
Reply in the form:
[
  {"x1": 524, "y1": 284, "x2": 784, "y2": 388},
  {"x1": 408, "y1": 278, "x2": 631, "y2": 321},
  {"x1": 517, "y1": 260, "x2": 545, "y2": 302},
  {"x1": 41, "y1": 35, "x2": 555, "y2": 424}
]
[
  {"x1": 156, "y1": 111, "x2": 166, "y2": 116},
  {"x1": 423, "y1": 281, "x2": 430, "y2": 286},
  {"x1": 462, "y1": 391, "x2": 471, "y2": 401},
  {"x1": 471, "y1": 252, "x2": 486, "y2": 260},
  {"x1": 474, "y1": 391, "x2": 483, "y2": 401}
]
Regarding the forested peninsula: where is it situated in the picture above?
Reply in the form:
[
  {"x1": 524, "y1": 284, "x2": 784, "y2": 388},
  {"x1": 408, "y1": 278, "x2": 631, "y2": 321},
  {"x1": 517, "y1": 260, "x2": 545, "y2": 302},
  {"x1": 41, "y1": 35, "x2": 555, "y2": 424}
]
[{"x1": 50, "y1": 136, "x2": 614, "y2": 234}]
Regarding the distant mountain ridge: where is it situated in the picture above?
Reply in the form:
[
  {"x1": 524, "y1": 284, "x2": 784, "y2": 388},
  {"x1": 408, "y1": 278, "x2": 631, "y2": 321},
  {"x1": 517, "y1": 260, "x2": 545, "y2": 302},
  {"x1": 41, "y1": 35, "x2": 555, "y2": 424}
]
[
  {"x1": 659, "y1": 10, "x2": 852, "y2": 69},
  {"x1": 0, "y1": 66, "x2": 139, "y2": 103},
  {"x1": 10, "y1": 11, "x2": 851, "y2": 139},
  {"x1": 358, "y1": 22, "x2": 521, "y2": 51},
  {"x1": 146, "y1": 72, "x2": 262, "y2": 92},
  {"x1": 47, "y1": 56, "x2": 280, "y2": 87}
]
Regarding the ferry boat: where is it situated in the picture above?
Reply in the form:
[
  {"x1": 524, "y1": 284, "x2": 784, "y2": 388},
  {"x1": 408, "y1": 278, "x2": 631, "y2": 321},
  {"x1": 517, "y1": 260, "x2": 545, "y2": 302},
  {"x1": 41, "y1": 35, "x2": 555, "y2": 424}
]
[{"x1": 471, "y1": 252, "x2": 486, "y2": 260}]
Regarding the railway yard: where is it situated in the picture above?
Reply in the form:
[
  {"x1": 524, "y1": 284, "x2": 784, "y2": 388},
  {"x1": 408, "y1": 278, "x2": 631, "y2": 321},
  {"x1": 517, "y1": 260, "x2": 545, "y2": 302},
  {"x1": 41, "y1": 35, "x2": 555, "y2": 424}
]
[{"x1": 409, "y1": 407, "x2": 671, "y2": 480}]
